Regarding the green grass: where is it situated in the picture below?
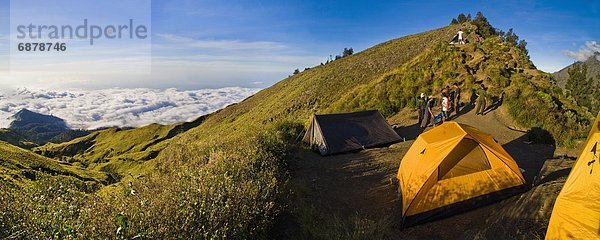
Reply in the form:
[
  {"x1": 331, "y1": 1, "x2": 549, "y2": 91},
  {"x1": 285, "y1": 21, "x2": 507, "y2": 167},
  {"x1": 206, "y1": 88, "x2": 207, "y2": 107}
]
[
  {"x1": 34, "y1": 115, "x2": 206, "y2": 179},
  {"x1": 0, "y1": 129, "x2": 37, "y2": 149},
  {"x1": 326, "y1": 26, "x2": 591, "y2": 146},
  {"x1": 1, "y1": 20, "x2": 595, "y2": 238},
  {"x1": 0, "y1": 176, "x2": 115, "y2": 239},
  {"x1": 0, "y1": 121, "x2": 299, "y2": 239},
  {"x1": 0, "y1": 141, "x2": 108, "y2": 185}
]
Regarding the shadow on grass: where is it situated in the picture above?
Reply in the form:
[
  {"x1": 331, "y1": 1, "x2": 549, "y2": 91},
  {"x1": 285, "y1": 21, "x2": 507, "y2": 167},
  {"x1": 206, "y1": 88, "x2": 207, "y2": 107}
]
[
  {"x1": 502, "y1": 133, "x2": 556, "y2": 186},
  {"x1": 450, "y1": 100, "x2": 475, "y2": 120},
  {"x1": 393, "y1": 123, "x2": 424, "y2": 141},
  {"x1": 537, "y1": 167, "x2": 572, "y2": 185}
]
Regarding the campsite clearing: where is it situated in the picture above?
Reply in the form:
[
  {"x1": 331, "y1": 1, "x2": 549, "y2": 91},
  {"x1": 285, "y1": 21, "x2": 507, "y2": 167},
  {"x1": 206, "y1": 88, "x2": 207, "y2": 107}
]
[{"x1": 279, "y1": 105, "x2": 566, "y2": 239}]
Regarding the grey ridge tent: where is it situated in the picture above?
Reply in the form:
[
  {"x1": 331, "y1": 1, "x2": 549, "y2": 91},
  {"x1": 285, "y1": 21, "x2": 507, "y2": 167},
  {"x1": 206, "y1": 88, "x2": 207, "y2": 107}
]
[{"x1": 302, "y1": 110, "x2": 401, "y2": 155}]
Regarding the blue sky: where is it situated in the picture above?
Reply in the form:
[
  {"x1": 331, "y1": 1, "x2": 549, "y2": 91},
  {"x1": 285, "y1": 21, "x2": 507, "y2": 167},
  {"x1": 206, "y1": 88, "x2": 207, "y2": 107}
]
[{"x1": 0, "y1": 0, "x2": 599, "y2": 90}]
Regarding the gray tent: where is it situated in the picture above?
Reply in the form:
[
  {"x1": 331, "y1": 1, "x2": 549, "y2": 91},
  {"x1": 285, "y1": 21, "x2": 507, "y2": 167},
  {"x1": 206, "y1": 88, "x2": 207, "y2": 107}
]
[{"x1": 303, "y1": 110, "x2": 401, "y2": 155}]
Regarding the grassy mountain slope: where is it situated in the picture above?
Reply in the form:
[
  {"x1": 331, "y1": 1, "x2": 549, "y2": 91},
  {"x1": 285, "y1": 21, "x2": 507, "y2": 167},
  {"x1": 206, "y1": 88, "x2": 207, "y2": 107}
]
[
  {"x1": 329, "y1": 24, "x2": 591, "y2": 146},
  {"x1": 34, "y1": 115, "x2": 207, "y2": 178},
  {"x1": 0, "y1": 129, "x2": 37, "y2": 149},
  {"x1": 66, "y1": 23, "x2": 463, "y2": 238},
  {"x1": 0, "y1": 143, "x2": 112, "y2": 239},
  {"x1": 0, "y1": 141, "x2": 108, "y2": 185},
  {"x1": 168, "y1": 24, "x2": 462, "y2": 145},
  {"x1": 144, "y1": 21, "x2": 591, "y2": 238},
  {"x1": 49, "y1": 129, "x2": 92, "y2": 144}
]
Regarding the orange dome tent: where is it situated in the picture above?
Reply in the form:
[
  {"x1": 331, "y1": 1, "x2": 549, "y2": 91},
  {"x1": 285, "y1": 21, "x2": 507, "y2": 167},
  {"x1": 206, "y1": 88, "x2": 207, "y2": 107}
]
[
  {"x1": 546, "y1": 112, "x2": 600, "y2": 239},
  {"x1": 397, "y1": 122, "x2": 526, "y2": 226}
]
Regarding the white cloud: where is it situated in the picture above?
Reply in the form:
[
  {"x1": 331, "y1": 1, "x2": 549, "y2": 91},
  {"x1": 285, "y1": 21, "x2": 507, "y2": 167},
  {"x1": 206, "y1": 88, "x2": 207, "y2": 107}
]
[
  {"x1": 0, "y1": 87, "x2": 259, "y2": 129},
  {"x1": 157, "y1": 34, "x2": 287, "y2": 51},
  {"x1": 562, "y1": 41, "x2": 600, "y2": 62}
]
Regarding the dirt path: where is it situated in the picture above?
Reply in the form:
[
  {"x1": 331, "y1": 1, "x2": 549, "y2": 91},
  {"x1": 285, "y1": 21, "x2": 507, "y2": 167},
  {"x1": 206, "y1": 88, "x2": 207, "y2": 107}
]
[{"x1": 280, "y1": 105, "x2": 574, "y2": 239}]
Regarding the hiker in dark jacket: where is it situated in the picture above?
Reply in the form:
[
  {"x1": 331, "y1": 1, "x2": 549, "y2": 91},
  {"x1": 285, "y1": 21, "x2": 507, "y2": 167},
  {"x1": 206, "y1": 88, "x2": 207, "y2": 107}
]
[
  {"x1": 476, "y1": 84, "x2": 487, "y2": 115},
  {"x1": 416, "y1": 93, "x2": 427, "y2": 125},
  {"x1": 421, "y1": 96, "x2": 435, "y2": 128},
  {"x1": 452, "y1": 83, "x2": 461, "y2": 114}
]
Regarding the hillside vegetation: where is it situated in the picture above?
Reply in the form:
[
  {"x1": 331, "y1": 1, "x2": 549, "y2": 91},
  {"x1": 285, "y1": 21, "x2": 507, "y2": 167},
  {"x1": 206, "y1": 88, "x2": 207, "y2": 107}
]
[
  {"x1": 33, "y1": 115, "x2": 207, "y2": 182},
  {"x1": 330, "y1": 24, "x2": 591, "y2": 146},
  {"x1": 1, "y1": 14, "x2": 596, "y2": 238},
  {"x1": 0, "y1": 129, "x2": 37, "y2": 149},
  {"x1": 0, "y1": 141, "x2": 107, "y2": 185}
]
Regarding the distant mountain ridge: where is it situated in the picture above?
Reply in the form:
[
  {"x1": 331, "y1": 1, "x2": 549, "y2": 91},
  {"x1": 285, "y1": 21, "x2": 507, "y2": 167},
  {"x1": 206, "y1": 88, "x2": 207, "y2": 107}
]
[
  {"x1": 1, "y1": 109, "x2": 91, "y2": 147},
  {"x1": 9, "y1": 109, "x2": 67, "y2": 127},
  {"x1": 553, "y1": 52, "x2": 600, "y2": 88}
]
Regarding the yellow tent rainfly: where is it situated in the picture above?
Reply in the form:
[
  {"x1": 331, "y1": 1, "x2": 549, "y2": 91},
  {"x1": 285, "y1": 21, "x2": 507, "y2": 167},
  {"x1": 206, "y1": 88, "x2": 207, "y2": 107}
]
[
  {"x1": 397, "y1": 121, "x2": 526, "y2": 226},
  {"x1": 546, "y1": 112, "x2": 600, "y2": 239}
]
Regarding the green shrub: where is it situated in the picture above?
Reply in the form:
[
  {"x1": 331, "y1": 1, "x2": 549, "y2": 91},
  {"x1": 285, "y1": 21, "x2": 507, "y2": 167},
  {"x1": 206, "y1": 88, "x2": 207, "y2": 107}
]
[
  {"x1": 1, "y1": 121, "x2": 300, "y2": 239},
  {"x1": 0, "y1": 176, "x2": 115, "y2": 239},
  {"x1": 102, "y1": 122, "x2": 298, "y2": 239},
  {"x1": 505, "y1": 73, "x2": 589, "y2": 147}
]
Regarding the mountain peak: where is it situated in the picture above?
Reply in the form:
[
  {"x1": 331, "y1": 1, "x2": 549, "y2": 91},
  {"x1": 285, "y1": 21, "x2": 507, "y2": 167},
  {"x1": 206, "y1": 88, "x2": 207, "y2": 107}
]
[
  {"x1": 14, "y1": 108, "x2": 35, "y2": 115},
  {"x1": 8, "y1": 109, "x2": 69, "y2": 144},
  {"x1": 10, "y1": 108, "x2": 66, "y2": 126}
]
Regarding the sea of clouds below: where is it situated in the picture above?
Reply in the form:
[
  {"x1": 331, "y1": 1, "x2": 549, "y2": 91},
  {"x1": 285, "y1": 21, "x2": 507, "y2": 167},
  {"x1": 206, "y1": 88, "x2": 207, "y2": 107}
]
[{"x1": 0, "y1": 87, "x2": 260, "y2": 130}]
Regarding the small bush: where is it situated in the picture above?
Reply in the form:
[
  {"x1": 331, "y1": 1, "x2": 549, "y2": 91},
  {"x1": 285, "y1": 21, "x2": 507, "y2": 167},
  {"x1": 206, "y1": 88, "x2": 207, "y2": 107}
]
[
  {"x1": 0, "y1": 122, "x2": 298, "y2": 239},
  {"x1": 0, "y1": 176, "x2": 115, "y2": 238},
  {"x1": 527, "y1": 127, "x2": 555, "y2": 144}
]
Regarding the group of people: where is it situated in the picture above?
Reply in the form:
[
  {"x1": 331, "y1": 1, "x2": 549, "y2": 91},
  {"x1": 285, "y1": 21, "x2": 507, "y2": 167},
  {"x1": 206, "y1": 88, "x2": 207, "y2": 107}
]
[
  {"x1": 416, "y1": 83, "x2": 461, "y2": 128},
  {"x1": 416, "y1": 82, "x2": 487, "y2": 128}
]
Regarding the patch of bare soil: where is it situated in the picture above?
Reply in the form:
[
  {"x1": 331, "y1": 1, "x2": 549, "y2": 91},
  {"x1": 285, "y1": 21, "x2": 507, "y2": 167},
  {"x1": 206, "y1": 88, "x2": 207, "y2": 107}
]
[{"x1": 279, "y1": 105, "x2": 574, "y2": 239}]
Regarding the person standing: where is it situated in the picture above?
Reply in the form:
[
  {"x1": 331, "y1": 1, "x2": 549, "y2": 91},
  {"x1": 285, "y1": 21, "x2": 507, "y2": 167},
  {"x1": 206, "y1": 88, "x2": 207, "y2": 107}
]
[
  {"x1": 449, "y1": 87, "x2": 455, "y2": 113},
  {"x1": 442, "y1": 85, "x2": 450, "y2": 99},
  {"x1": 476, "y1": 84, "x2": 487, "y2": 115},
  {"x1": 416, "y1": 93, "x2": 427, "y2": 125},
  {"x1": 421, "y1": 96, "x2": 435, "y2": 128},
  {"x1": 458, "y1": 28, "x2": 465, "y2": 45},
  {"x1": 452, "y1": 83, "x2": 461, "y2": 114},
  {"x1": 441, "y1": 92, "x2": 450, "y2": 121}
]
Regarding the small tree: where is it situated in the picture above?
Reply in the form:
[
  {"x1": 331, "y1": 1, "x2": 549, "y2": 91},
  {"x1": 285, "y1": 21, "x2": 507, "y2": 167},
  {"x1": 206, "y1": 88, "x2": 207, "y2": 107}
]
[
  {"x1": 342, "y1": 47, "x2": 354, "y2": 57},
  {"x1": 517, "y1": 40, "x2": 528, "y2": 55},
  {"x1": 467, "y1": 13, "x2": 472, "y2": 21},
  {"x1": 496, "y1": 29, "x2": 506, "y2": 39},
  {"x1": 457, "y1": 13, "x2": 467, "y2": 23},
  {"x1": 505, "y1": 28, "x2": 519, "y2": 45},
  {"x1": 293, "y1": 69, "x2": 300, "y2": 75},
  {"x1": 451, "y1": 18, "x2": 459, "y2": 24},
  {"x1": 472, "y1": 12, "x2": 496, "y2": 38},
  {"x1": 566, "y1": 64, "x2": 597, "y2": 113}
]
